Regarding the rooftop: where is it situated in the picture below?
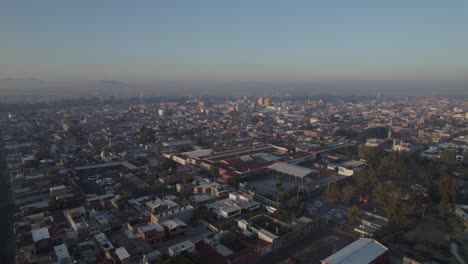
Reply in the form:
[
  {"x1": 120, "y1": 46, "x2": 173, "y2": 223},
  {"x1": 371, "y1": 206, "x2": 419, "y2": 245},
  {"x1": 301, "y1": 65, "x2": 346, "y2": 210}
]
[
  {"x1": 139, "y1": 222, "x2": 164, "y2": 233},
  {"x1": 322, "y1": 238, "x2": 388, "y2": 264},
  {"x1": 115, "y1": 247, "x2": 130, "y2": 260},
  {"x1": 268, "y1": 162, "x2": 318, "y2": 178},
  {"x1": 32, "y1": 227, "x2": 50, "y2": 242},
  {"x1": 53, "y1": 244, "x2": 70, "y2": 260}
]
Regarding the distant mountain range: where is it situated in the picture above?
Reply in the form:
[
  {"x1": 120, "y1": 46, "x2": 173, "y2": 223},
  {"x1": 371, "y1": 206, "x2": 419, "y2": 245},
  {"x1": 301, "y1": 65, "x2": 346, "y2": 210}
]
[{"x1": 0, "y1": 78, "x2": 467, "y2": 102}]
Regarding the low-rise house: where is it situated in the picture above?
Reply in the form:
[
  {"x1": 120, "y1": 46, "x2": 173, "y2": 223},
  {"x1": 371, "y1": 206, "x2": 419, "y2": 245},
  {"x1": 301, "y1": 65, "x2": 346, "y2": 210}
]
[
  {"x1": 162, "y1": 219, "x2": 188, "y2": 236},
  {"x1": 136, "y1": 222, "x2": 165, "y2": 244},
  {"x1": 168, "y1": 240, "x2": 195, "y2": 256},
  {"x1": 32, "y1": 227, "x2": 51, "y2": 253}
]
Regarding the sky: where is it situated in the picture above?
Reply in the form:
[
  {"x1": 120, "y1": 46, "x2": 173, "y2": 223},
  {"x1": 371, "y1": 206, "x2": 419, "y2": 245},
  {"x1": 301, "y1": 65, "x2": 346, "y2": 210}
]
[{"x1": 1, "y1": 1, "x2": 468, "y2": 86}]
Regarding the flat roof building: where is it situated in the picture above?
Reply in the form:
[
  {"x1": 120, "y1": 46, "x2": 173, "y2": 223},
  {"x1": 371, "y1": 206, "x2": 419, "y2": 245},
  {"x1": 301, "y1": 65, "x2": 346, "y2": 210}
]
[{"x1": 321, "y1": 238, "x2": 388, "y2": 264}]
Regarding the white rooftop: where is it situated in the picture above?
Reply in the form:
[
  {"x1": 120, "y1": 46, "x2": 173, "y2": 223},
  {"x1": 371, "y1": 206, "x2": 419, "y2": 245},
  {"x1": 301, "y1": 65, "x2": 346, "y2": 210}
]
[
  {"x1": 181, "y1": 149, "x2": 213, "y2": 158},
  {"x1": 115, "y1": 247, "x2": 130, "y2": 260},
  {"x1": 322, "y1": 238, "x2": 388, "y2": 264},
  {"x1": 32, "y1": 227, "x2": 50, "y2": 242},
  {"x1": 50, "y1": 185, "x2": 67, "y2": 192},
  {"x1": 268, "y1": 162, "x2": 318, "y2": 178},
  {"x1": 168, "y1": 240, "x2": 195, "y2": 255},
  {"x1": 139, "y1": 222, "x2": 164, "y2": 233},
  {"x1": 53, "y1": 244, "x2": 70, "y2": 260}
]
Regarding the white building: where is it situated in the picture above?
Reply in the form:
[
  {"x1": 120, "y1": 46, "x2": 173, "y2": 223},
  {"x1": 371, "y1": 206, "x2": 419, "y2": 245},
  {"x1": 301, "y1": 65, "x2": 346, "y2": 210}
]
[
  {"x1": 338, "y1": 160, "x2": 366, "y2": 176},
  {"x1": 393, "y1": 139, "x2": 411, "y2": 152},
  {"x1": 168, "y1": 240, "x2": 195, "y2": 256}
]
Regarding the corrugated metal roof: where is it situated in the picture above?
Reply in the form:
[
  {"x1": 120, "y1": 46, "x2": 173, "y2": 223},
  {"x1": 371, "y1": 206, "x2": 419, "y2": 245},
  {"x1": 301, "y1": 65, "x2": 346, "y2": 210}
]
[
  {"x1": 268, "y1": 162, "x2": 318, "y2": 178},
  {"x1": 32, "y1": 227, "x2": 50, "y2": 242},
  {"x1": 322, "y1": 238, "x2": 388, "y2": 264}
]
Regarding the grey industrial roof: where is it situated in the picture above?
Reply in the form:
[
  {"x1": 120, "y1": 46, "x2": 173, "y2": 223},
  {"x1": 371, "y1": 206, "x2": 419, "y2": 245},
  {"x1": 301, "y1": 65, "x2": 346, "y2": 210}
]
[
  {"x1": 268, "y1": 162, "x2": 318, "y2": 178},
  {"x1": 322, "y1": 238, "x2": 388, "y2": 264}
]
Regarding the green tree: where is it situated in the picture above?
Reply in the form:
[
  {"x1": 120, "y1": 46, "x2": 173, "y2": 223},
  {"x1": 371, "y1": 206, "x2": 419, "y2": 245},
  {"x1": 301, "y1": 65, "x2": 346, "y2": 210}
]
[
  {"x1": 354, "y1": 168, "x2": 376, "y2": 196},
  {"x1": 385, "y1": 189, "x2": 408, "y2": 224},
  {"x1": 364, "y1": 127, "x2": 388, "y2": 139},
  {"x1": 117, "y1": 192, "x2": 131, "y2": 210},
  {"x1": 220, "y1": 231, "x2": 243, "y2": 251},
  {"x1": 331, "y1": 244, "x2": 337, "y2": 254},
  {"x1": 208, "y1": 164, "x2": 218, "y2": 176},
  {"x1": 358, "y1": 146, "x2": 387, "y2": 169},
  {"x1": 377, "y1": 152, "x2": 407, "y2": 180},
  {"x1": 227, "y1": 176, "x2": 240, "y2": 188},
  {"x1": 192, "y1": 204, "x2": 208, "y2": 220},
  {"x1": 324, "y1": 184, "x2": 341, "y2": 204},
  {"x1": 440, "y1": 150, "x2": 457, "y2": 172},
  {"x1": 438, "y1": 200, "x2": 451, "y2": 217},
  {"x1": 437, "y1": 175, "x2": 459, "y2": 204},
  {"x1": 274, "y1": 174, "x2": 284, "y2": 182},
  {"x1": 287, "y1": 197, "x2": 301, "y2": 209},
  {"x1": 373, "y1": 182, "x2": 391, "y2": 209},
  {"x1": 341, "y1": 185, "x2": 356, "y2": 205},
  {"x1": 346, "y1": 205, "x2": 360, "y2": 223}
]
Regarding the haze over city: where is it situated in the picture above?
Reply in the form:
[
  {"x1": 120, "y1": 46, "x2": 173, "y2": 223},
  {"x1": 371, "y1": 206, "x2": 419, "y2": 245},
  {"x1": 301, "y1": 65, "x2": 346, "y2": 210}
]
[
  {"x1": 1, "y1": 2, "x2": 468, "y2": 264},
  {"x1": 1, "y1": 1, "x2": 468, "y2": 100}
]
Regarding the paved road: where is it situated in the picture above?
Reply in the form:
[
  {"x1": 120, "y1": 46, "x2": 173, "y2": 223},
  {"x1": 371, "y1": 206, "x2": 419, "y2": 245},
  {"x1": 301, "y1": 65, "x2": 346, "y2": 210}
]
[{"x1": 257, "y1": 226, "x2": 356, "y2": 264}]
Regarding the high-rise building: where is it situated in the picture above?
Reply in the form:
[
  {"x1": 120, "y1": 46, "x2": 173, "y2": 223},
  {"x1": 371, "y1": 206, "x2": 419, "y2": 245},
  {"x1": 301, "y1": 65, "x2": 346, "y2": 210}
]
[{"x1": 258, "y1": 97, "x2": 264, "y2": 106}]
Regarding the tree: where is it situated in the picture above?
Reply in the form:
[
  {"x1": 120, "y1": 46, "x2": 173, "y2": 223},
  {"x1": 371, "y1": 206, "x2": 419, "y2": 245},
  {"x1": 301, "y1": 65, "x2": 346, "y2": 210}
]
[
  {"x1": 341, "y1": 185, "x2": 356, "y2": 205},
  {"x1": 275, "y1": 174, "x2": 284, "y2": 190},
  {"x1": 346, "y1": 205, "x2": 359, "y2": 223},
  {"x1": 437, "y1": 175, "x2": 459, "y2": 204},
  {"x1": 358, "y1": 146, "x2": 387, "y2": 169},
  {"x1": 159, "y1": 159, "x2": 178, "y2": 177},
  {"x1": 276, "y1": 181, "x2": 282, "y2": 190},
  {"x1": 438, "y1": 200, "x2": 451, "y2": 217},
  {"x1": 354, "y1": 168, "x2": 376, "y2": 196},
  {"x1": 182, "y1": 177, "x2": 190, "y2": 185},
  {"x1": 192, "y1": 204, "x2": 208, "y2": 220},
  {"x1": 374, "y1": 182, "x2": 391, "y2": 209},
  {"x1": 364, "y1": 127, "x2": 388, "y2": 139},
  {"x1": 280, "y1": 187, "x2": 298, "y2": 202},
  {"x1": 331, "y1": 244, "x2": 337, "y2": 254},
  {"x1": 377, "y1": 152, "x2": 407, "y2": 180},
  {"x1": 274, "y1": 174, "x2": 284, "y2": 182},
  {"x1": 227, "y1": 176, "x2": 240, "y2": 188},
  {"x1": 385, "y1": 204, "x2": 408, "y2": 225},
  {"x1": 385, "y1": 189, "x2": 408, "y2": 224},
  {"x1": 220, "y1": 231, "x2": 243, "y2": 251},
  {"x1": 440, "y1": 150, "x2": 457, "y2": 172},
  {"x1": 117, "y1": 192, "x2": 131, "y2": 210},
  {"x1": 324, "y1": 184, "x2": 341, "y2": 204},
  {"x1": 287, "y1": 197, "x2": 301, "y2": 209},
  {"x1": 333, "y1": 128, "x2": 358, "y2": 138},
  {"x1": 208, "y1": 164, "x2": 218, "y2": 176}
]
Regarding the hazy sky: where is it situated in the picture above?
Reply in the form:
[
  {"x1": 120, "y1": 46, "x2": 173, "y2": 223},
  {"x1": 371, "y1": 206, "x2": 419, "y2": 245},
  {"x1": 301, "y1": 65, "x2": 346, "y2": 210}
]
[{"x1": 1, "y1": 1, "x2": 468, "y2": 84}]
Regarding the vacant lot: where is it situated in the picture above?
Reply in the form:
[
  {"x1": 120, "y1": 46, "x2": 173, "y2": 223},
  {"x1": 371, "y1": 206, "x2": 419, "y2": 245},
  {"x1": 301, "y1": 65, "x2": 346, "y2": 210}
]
[{"x1": 248, "y1": 170, "x2": 346, "y2": 200}]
